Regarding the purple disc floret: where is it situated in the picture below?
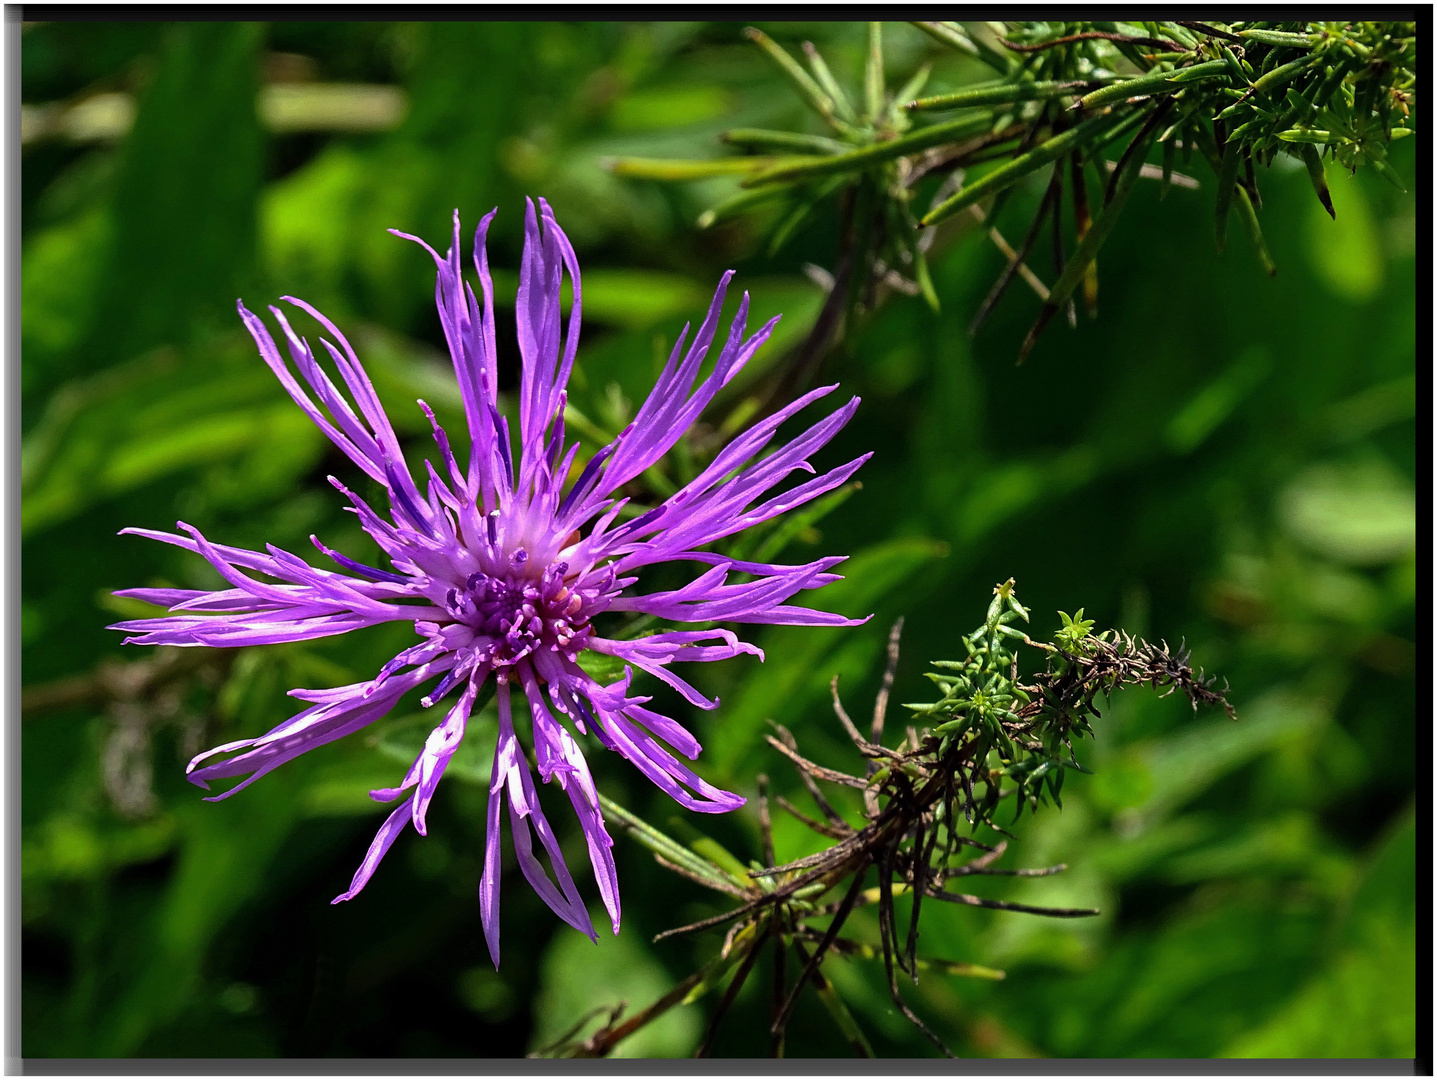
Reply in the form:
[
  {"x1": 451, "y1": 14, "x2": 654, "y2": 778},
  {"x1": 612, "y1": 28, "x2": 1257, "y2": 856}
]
[{"x1": 111, "y1": 199, "x2": 870, "y2": 966}]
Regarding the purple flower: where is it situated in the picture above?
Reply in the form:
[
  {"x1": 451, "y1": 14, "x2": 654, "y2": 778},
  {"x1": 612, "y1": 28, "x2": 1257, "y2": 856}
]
[{"x1": 112, "y1": 199, "x2": 869, "y2": 965}]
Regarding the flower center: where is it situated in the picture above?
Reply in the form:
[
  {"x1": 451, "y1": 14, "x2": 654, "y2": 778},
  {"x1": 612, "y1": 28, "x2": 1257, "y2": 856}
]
[{"x1": 445, "y1": 558, "x2": 589, "y2": 667}]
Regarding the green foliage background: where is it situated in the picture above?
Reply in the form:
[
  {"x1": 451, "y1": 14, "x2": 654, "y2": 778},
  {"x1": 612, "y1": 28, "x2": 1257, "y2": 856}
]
[{"x1": 20, "y1": 21, "x2": 1416, "y2": 1059}]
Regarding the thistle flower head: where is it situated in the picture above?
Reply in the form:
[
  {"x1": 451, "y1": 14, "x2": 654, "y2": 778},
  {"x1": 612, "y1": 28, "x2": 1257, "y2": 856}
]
[{"x1": 111, "y1": 198, "x2": 870, "y2": 965}]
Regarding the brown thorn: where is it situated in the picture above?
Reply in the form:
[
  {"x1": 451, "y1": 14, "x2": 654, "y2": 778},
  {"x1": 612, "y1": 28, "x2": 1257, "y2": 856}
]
[
  {"x1": 815, "y1": 887, "x2": 882, "y2": 915},
  {"x1": 770, "y1": 869, "x2": 866, "y2": 1037},
  {"x1": 830, "y1": 676, "x2": 868, "y2": 749},
  {"x1": 577, "y1": 1002, "x2": 630, "y2": 1057},
  {"x1": 1242, "y1": 151, "x2": 1261, "y2": 209},
  {"x1": 775, "y1": 795, "x2": 853, "y2": 840},
  {"x1": 999, "y1": 30, "x2": 1181, "y2": 52},
  {"x1": 569, "y1": 970, "x2": 705, "y2": 1058},
  {"x1": 655, "y1": 838, "x2": 871, "y2": 944},
  {"x1": 928, "y1": 888, "x2": 1099, "y2": 918},
  {"x1": 878, "y1": 842, "x2": 902, "y2": 975},
  {"x1": 695, "y1": 922, "x2": 770, "y2": 1058},
  {"x1": 770, "y1": 920, "x2": 788, "y2": 1057},
  {"x1": 763, "y1": 832, "x2": 868, "y2": 876},
  {"x1": 1049, "y1": 157, "x2": 1077, "y2": 329},
  {"x1": 1175, "y1": 21, "x2": 1243, "y2": 43},
  {"x1": 719, "y1": 919, "x2": 745, "y2": 961},
  {"x1": 757, "y1": 774, "x2": 775, "y2": 869},
  {"x1": 1070, "y1": 150, "x2": 1095, "y2": 322},
  {"x1": 965, "y1": 837, "x2": 1008, "y2": 870},
  {"x1": 769, "y1": 721, "x2": 857, "y2": 825},
  {"x1": 653, "y1": 901, "x2": 766, "y2": 944},
  {"x1": 952, "y1": 862, "x2": 1069, "y2": 878},
  {"x1": 971, "y1": 204, "x2": 1052, "y2": 301},
  {"x1": 1017, "y1": 303, "x2": 1059, "y2": 365},
  {"x1": 530, "y1": 1003, "x2": 617, "y2": 1058},
  {"x1": 877, "y1": 845, "x2": 954, "y2": 1057},
  {"x1": 906, "y1": 819, "x2": 942, "y2": 981},
  {"x1": 871, "y1": 617, "x2": 904, "y2": 746},
  {"x1": 1104, "y1": 97, "x2": 1177, "y2": 208},
  {"x1": 791, "y1": 939, "x2": 871, "y2": 1057}
]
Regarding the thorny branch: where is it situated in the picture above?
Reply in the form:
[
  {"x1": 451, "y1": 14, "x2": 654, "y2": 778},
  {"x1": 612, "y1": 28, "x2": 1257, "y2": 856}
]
[{"x1": 535, "y1": 579, "x2": 1234, "y2": 1058}]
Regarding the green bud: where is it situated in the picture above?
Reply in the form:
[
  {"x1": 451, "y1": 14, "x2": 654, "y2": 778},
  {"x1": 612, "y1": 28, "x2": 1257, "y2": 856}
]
[{"x1": 1240, "y1": 28, "x2": 1322, "y2": 48}]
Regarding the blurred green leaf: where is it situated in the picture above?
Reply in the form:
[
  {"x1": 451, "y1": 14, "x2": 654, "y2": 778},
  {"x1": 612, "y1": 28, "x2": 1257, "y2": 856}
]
[
  {"x1": 1165, "y1": 347, "x2": 1271, "y2": 455},
  {"x1": 260, "y1": 145, "x2": 369, "y2": 305},
  {"x1": 1221, "y1": 806, "x2": 1415, "y2": 1057},
  {"x1": 91, "y1": 787, "x2": 302, "y2": 1055},
  {"x1": 1134, "y1": 689, "x2": 1325, "y2": 825},
  {"x1": 950, "y1": 447, "x2": 1097, "y2": 547},
  {"x1": 80, "y1": 22, "x2": 264, "y2": 380},
  {"x1": 1306, "y1": 172, "x2": 1383, "y2": 301},
  {"x1": 1278, "y1": 457, "x2": 1415, "y2": 565},
  {"x1": 610, "y1": 86, "x2": 734, "y2": 132},
  {"x1": 23, "y1": 812, "x2": 176, "y2": 886},
  {"x1": 21, "y1": 343, "x2": 325, "y2": 537},
  {"x1": 20, "y1": 209, "x2": 110, "y2": 387},
  {"x1": 1323, "y1": 373, "x2": 1416, "y2": 445},
  {"x1": 352, "y1": 21, "x2": 527, "y2": 330}
]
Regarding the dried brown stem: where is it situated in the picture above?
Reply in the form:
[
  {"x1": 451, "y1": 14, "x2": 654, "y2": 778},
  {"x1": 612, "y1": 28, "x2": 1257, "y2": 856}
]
[
  {"x1": 770, "y1": 924, "x2": 788, "y2": 1057},
  {"x1": 770, "y1": 723, "x2": 857, "y2": 827},
  {"x1": 763, "y1": 733, "x2": 866, "y2": 790}
]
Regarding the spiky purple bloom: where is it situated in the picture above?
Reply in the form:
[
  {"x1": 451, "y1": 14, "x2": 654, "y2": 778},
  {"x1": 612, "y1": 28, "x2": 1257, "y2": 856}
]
[{"x1": 112, "y1": 199, "x2": 869, "y2": 964}]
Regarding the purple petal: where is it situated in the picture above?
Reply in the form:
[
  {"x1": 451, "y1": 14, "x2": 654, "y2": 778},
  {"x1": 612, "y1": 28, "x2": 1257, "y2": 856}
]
[
  {"x1": 332, "y1": 793, "x2": 415, "y2": 903},
  {"x1": 480, "y1": 731, "x2": 506, "y2": 969},
  {"x1": 393, "y1": 209, "x2": 501, "y2": 497},
  {"x1": 188, "y1": 660, "x2": 451, "y2": 797},
  {"x1": 411, "y1": 679, "x2": 480, "y2": 835},
  {"x1": 236, "y1": 302, "x2": 388, "y2": 487},
  {"x1": 483, "y1": 681, "x2": 595, "y2": 960}
]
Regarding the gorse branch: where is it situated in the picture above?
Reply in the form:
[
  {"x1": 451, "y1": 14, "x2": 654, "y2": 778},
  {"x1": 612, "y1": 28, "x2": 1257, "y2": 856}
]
[{"x1": 607, "y1": 20, "x2": 1416, "y2": 366}]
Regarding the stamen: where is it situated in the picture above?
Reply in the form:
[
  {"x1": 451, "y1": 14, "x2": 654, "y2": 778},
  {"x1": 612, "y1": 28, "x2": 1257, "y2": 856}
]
[
  {"x1": 310, "y1": 536, "x2": 406, "y2": 583},
  {"x1": 487, "y1": 402, "x2": 514, "y2": 489},
  {"x1": 421, "y1": 669, "x2": 461, "y2": 708}
]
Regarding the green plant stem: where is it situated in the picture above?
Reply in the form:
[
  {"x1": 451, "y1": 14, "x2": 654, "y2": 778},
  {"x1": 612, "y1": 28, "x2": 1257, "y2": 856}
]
[
  {"x1": 910, "y1": 80, "x2": 1093, "y2": 112},
  {"x1": 744, "y1": 112, "x2": 995, "y2": 186}
]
